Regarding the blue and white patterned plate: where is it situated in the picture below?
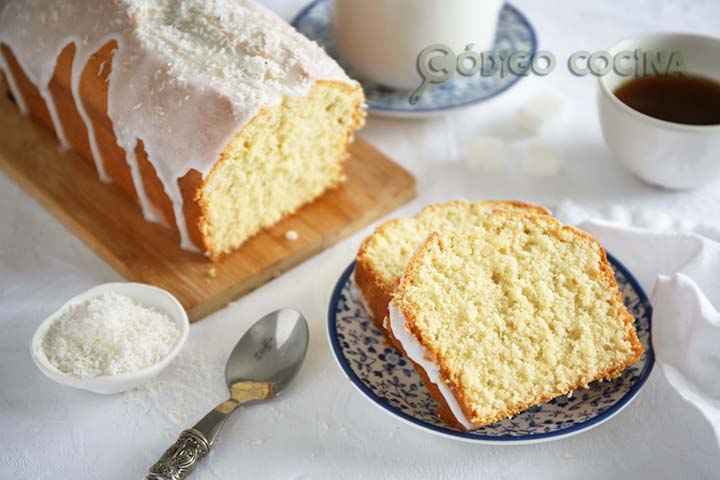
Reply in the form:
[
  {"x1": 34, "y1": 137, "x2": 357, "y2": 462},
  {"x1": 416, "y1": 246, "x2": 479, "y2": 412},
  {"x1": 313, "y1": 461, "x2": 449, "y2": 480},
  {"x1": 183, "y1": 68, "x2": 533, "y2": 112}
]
[
  {"x1": 327, "y1": 254, "x2": 654, "y2": 443},
  {"x1": 292, "y1": 0, "x2": 537, "y2": 118}
]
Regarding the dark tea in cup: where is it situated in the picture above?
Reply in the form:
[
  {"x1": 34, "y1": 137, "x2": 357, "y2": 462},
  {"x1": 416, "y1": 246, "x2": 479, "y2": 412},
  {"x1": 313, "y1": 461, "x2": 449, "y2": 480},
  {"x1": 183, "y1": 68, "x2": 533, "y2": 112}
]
[{"x1": 614, "y1": 74, "x2": 720, "y2": 126}]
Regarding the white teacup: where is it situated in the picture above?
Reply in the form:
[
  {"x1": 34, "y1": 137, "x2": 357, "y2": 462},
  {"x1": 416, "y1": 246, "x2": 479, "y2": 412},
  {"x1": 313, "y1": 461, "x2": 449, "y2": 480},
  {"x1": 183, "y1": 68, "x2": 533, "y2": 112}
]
[
  {"x1": 598, "y1": 33, "x2": 720, "y2": 190},
  {"x1": 331, "y1": 0, "x2": 504, "y2": 90}
]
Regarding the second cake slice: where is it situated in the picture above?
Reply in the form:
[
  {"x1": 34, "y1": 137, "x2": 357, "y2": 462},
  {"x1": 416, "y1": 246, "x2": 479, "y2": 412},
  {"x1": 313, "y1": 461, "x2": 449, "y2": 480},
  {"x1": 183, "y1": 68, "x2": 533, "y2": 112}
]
[{"x1": 355, "y1": 200, "x2": 548, "y2": 336}]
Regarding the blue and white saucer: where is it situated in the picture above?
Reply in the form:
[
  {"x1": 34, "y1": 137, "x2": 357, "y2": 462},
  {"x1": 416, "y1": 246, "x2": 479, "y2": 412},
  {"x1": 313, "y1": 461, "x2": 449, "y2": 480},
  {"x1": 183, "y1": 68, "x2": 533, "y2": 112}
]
[
  {"x1": 327, "y1": 253, "x2": 654, "y2": 443},
  {"x1": 292, "y1": 0, "x2": 537, "y2": 118}
]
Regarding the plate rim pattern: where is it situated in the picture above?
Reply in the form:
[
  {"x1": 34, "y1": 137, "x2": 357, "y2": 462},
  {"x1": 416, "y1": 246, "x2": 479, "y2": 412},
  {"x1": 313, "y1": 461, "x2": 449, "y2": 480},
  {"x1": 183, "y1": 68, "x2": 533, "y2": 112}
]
[{"x1": 326, "y1": 253, "x2": 655, "y2": 444}]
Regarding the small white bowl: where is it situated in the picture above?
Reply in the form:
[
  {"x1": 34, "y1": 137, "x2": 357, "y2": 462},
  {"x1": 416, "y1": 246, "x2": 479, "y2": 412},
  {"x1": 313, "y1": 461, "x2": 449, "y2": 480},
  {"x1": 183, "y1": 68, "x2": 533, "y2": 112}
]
[
  {"x1": 598, "y1": 32, "x2": 720, "y2": 190},
  {"x1": 30, "y1": 282, "x2": 189, "y2": 395}
]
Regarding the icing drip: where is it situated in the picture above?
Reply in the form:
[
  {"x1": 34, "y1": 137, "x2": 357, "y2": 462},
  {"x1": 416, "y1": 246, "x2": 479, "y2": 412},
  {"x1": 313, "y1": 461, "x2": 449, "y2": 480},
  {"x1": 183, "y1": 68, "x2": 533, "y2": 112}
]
[
  {"x1": 388, "y1": 302, "x2": 474, "y2": 430},
  {"x1": 172, "y1": 193, "x2": 195, "y2": 251},
  {"x1": 12, "y1": 45, "x2": 70, "y2": 150},
  {"x1": 38, "y1": 83, "x2": 70, "y2": 150},
  {"x1": 0, "y1": 0, "x2": 355, "y2": 252},
  {"x1": 0, "y1": 49, "x2": 27, "y2": 113},
  {"x1": 69, "y1": 35, "x2": 116, "y2": 182},
  {"x1": 122, "y1": 139, "x2": 162, "y2": 224}
]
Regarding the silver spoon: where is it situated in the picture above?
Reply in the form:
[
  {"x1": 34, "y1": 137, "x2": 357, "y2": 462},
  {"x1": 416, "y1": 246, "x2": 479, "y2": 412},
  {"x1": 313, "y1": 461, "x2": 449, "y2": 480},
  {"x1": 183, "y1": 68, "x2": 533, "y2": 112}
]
[{"x1": 147, "y1": 309, "x2": 309, "y2": 480}]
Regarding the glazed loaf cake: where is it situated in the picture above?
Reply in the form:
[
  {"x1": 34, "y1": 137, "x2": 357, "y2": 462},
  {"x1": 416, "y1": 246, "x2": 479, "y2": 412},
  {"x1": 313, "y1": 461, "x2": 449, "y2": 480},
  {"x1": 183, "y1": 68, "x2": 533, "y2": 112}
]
[
  {"x1": 0, "y1": 0, "x2": 365, "y2": 259},
  {"x1": 389, "y1": 211, "x2": 643, "y2": 430},
  {"x1": 355, "y1": 200, "x2": 548, "y2": 335}
]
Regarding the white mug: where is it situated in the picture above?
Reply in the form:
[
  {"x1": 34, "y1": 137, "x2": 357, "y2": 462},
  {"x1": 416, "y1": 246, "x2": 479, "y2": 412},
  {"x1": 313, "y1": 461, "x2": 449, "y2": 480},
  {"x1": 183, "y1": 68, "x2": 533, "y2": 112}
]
[
  {"x1": 331, "y1": 0, "x2": 504, "y2": 90},
  {"x1": 597, "y1": 33, "x2": 720, "y2": 190}
]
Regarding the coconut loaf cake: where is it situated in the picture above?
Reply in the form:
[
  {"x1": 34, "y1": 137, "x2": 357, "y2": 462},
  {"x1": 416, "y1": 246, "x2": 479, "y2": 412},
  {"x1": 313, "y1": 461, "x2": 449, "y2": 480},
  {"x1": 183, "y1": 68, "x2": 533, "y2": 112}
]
[
  {"x1": 389, "y1": 211, "x2": 643, "y2": 430},
  {"x1": 355, "y1": 200, "x2": 549, "y2": 335},
  {"x1": 0, "y1": 0, "x2": 365, "y2": 259}
]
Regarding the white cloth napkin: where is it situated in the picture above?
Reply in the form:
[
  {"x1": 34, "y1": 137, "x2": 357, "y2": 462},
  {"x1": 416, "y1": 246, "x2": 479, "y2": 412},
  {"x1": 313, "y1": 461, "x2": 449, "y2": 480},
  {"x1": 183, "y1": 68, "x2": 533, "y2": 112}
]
[{"x1": 554, "y1": 201, "x2": 720, "y2": 446}]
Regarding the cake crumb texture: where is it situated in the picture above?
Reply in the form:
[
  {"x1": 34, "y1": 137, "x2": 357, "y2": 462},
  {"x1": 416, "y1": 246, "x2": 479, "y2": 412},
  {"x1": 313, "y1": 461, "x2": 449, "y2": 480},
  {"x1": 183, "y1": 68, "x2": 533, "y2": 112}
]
[
  {"x1": 199, "y1": 81, "x2": 363, "y2": 258},
  {"x1": 355, "y1": 200, "x2": 548, "y2": 327}
]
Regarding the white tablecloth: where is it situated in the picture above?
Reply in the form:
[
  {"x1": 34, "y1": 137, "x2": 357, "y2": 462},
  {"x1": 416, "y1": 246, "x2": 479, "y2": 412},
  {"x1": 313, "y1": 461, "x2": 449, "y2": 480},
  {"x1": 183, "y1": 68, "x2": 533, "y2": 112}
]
[{"x1": 2, "y1": 1, "x2": 719, "y2": 478}]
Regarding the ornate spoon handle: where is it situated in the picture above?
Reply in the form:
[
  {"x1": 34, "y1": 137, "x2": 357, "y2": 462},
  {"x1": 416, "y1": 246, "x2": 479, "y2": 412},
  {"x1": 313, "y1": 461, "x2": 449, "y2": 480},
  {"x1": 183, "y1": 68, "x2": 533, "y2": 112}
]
[
  {"x1": 146, "y1": 429, "x2": 210, "y2": 480},
  {"x1": 146, "y1": 383, "x2": 273, "y2": 480}
]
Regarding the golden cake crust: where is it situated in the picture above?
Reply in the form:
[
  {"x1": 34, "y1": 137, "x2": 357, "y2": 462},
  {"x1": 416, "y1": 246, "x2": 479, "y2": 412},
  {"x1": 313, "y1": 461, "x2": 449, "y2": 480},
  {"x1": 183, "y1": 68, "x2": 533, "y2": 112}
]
[{"x1": 393, "y1": 211, "x2": 644, "y2": 430}]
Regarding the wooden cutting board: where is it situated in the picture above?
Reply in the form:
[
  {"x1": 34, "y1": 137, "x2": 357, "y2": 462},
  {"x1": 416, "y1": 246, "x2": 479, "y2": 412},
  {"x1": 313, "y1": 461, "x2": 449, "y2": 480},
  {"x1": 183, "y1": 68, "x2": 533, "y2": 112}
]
[{"x1": 0, "y1": 94, "x2": 415, "y2": 321}]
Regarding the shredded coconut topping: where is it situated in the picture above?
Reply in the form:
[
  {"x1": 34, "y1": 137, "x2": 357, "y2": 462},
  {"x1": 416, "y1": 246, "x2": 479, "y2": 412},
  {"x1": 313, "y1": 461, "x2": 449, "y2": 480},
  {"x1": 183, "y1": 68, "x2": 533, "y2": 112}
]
[{"x1": 42, "y1": 292, "x2": 180, "y2": 378}]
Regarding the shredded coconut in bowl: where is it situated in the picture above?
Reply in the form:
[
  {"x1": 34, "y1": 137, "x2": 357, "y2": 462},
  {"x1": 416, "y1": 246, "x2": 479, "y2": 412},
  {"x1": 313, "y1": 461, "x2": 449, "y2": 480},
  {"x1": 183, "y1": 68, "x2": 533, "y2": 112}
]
[{"x1": 42, "y1": 292, "x2": 180, "y2": 378}]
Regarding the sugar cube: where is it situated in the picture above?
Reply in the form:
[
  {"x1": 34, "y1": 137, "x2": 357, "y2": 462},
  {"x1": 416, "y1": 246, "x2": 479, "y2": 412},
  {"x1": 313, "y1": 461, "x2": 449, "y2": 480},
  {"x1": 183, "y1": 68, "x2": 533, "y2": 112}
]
[
  {"x1": 516, "y1": 88, "x2": 569, "y2": 134},
  {"x1": 464, "y1": 136, "x2": 505, "y2": 171}
]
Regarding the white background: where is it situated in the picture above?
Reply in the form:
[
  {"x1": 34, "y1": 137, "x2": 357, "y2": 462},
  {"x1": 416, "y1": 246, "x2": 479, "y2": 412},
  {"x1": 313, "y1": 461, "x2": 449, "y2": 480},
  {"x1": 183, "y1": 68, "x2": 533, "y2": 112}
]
[{"x1": 1, "y1": 1, "x2": 719, "y2": 478}]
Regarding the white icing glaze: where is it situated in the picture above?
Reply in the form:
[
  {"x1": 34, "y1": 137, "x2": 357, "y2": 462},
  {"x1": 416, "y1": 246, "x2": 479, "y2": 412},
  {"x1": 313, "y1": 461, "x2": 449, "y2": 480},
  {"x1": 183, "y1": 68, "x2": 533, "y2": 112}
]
[
  {"x1": 388, "y1": 301, "x2": 473, "y2": 430},
  {"x1": 123, "y1": 140, "x2": 163, "y2": 224},
  {"x1": 0, "y1": 48, "x2": 27, "y2": 113},
  {"x1": 68, "y1": 34, "x2": 117, "y2": 182},
  {"x1": 13, "y1": 41, "x2": 71, "y2": 150},
  {"x1": 0, "y1": 0, "x2": 355, "y2": 251}
]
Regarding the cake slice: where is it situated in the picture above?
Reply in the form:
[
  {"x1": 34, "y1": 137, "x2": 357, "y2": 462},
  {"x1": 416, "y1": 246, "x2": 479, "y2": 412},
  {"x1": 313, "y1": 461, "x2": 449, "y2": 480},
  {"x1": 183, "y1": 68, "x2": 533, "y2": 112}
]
[
  {"x1": 354, "y1": 200, "x2": 548, "y2": 333},
  {"x1": 389, "y1": 211, "x2": 643, "y2": 430}
]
